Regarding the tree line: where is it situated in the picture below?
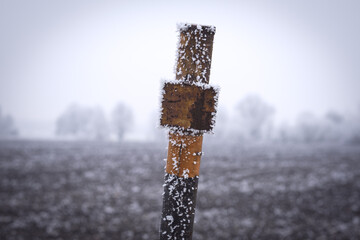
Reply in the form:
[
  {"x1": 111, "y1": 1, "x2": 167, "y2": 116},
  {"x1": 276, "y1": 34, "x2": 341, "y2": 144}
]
[
  {"x1": 214, "y1": 95, "x2": 360, "y2": 144},
  {"x1": 0, "y1": 107, "x2": 18, "y2": 138},
  {"x1": 56, "y1": 103, "x2": 133, "y2": 141},
  {"x1": 1, "y1": 98, "x2": 359, "y2": 144}
]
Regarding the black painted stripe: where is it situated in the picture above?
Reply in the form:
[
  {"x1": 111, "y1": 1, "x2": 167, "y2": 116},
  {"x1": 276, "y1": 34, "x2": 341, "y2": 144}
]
[{"x1": 160, "y1": 173, "x2": 199, "y2": 240}]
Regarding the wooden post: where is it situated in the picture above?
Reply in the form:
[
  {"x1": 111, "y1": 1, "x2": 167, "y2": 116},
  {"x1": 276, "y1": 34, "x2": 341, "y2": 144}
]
[{"x1": 159, "y1": 23, "x2": 217, "y2": 240}]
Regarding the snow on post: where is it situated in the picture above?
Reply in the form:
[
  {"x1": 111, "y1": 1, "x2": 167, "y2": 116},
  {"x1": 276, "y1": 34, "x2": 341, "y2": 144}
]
[{"x1": 159, "y1": 23, "x2": 218, "y2": 240}]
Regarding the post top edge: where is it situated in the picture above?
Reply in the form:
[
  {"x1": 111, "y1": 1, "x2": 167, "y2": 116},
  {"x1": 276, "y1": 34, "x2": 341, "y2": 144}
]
[{"x1": 177, "y1": 23, "x2": 216, "y2": 34}]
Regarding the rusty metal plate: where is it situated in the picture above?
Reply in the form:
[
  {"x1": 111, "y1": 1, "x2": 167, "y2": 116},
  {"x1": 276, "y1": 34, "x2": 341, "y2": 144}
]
[{"x1": 160, "y1": 82, "x2": 218, "y2": 132}]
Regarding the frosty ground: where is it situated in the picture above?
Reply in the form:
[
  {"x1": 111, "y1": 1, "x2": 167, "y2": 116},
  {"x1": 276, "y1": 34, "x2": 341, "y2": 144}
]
[{"x1": 0, "y1": 140, "x2": 359, "y2": 240}]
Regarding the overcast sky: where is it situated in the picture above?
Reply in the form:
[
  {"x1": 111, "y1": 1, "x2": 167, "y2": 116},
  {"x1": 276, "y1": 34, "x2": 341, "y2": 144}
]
[{"x1": 1, "y1": 0, "x2": 359, "y2": 139}]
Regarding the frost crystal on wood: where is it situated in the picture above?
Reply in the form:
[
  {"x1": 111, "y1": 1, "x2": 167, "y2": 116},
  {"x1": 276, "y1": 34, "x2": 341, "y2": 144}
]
[
  {"x1": 160, "y1": 174, "x2": 199, "y2": 239},
  {"x1": 160, "y1": 81, "x2": 219, "y2": 135},
  {"x1": 175, "y1": 23, "x2": 216, "y2": 85},
  {"x1": 160, "y1": 23, "x2": 217, "y2": 240}
]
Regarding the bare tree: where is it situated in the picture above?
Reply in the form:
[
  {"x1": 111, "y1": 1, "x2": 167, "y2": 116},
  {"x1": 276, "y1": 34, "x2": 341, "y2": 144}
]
[
  {"x1": 56, "y1": 104, "x2": 109, "y2": 140},
  {"x1": 111, "y1": 103, "x2": 133, "y2": 141},
  {"x1": 295, "y1": 112, "x2": 325, "y2": 143},
  {"x1": 325, "y1": 111, "x2": 343, "y2": 124},
  {"x1": 0, "y1": 107, "x2": 18, "y2": 138},
  {"x1": 235, "y1": 95, "x2": 275, "y2": 141},
  {"x1": 276, "y1": 122, "x2": 295, "y2": 143},
  {"x1": 346, "y1": 104, "x2": 360, "y2": 144},
  {"x1": 321, "y1": 111, "x2": 345, "y2": 142}
]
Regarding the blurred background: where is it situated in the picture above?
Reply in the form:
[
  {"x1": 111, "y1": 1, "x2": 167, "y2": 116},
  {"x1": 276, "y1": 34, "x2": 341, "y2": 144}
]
[
  {"x1": 1, "y1": 1, "x2": 360, "y2": 239},
  {"x1": 1, "y1": 0, "x2": 359, "y2": 142}
]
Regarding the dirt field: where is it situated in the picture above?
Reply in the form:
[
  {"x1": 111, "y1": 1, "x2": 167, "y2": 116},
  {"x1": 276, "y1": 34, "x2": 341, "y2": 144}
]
[{"x1": 0, "y1": 140, "x2": 359, "y2": 240}]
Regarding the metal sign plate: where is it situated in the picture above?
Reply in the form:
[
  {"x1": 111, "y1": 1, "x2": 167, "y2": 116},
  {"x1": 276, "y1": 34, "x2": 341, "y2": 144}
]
[{"x1": 160, "y1": 82, "x2": 217, "y2": 132}]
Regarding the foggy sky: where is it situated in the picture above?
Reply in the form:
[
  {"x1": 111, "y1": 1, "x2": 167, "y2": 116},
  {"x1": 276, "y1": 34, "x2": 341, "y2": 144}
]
[{"x1": 1, "y1": 0, "x2": 359, "y2": 139}]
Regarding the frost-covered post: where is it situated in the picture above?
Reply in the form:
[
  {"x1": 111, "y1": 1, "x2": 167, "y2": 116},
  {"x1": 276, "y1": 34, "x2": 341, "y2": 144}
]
[{"x1": 159, "y1": 24, "x2": 218, "y2": 240}]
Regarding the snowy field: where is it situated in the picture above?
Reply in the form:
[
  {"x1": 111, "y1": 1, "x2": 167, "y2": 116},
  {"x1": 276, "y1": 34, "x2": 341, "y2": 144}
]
[{"x1": 0, "y1": 140, "x2": 359, "y2": 240}]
